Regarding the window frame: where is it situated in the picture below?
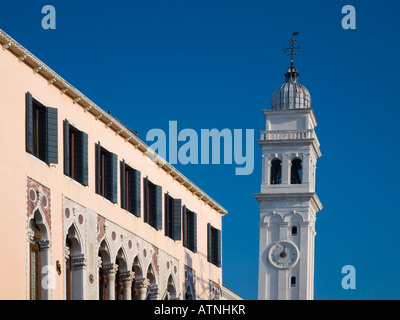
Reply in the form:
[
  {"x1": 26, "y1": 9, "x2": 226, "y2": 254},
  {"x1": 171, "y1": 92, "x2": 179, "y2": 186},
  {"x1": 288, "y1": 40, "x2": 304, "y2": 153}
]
[
  {"x1": 207, "y1": 223, "x2": 221, "y2": 267},
  {"x1": 95, "y1": 143, "x2": 118, "y2": 203},
  {"x1": 26, "y1": 92, "x2": 58, "y2": 165}
]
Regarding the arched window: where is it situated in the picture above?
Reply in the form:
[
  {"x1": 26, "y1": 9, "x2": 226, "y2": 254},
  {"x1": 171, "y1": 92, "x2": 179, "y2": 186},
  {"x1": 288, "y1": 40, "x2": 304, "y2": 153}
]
[
  {"x1": 98, "y1": 240, "x2": 111, "y2": 300},
  {"x1": 184, "y1": 285, "x2": 195, "y2": 300},
  {"x1": 65, "y1": 225, "x2": 84, "y2": 300},
  {"x1": 290, "y1": 276, "x2": 296, "y2": 288},
  {"x1": 29, "y1": 220, "x2": 42, "y2": 300},
  {"x1": 132, "y1": 256, "x2": 142, "y2": 300},
  {"x1": 98, "y1": 252, "x2": 107, "y2": 300},
  {"x1": 270, "y1": 159, "x2": 282, "y2": 185},
  {"x1": 115, "y1": 259, "x2": 124, "y2": 300},
  {"x1": 28, "y1": 210, "x2": 50, "y2": 300},
  {"x1": 291, "y1": 226, "x2": 297, "y2": 236},
  {"x1": 290, "y1": 158, "x2": 302, "y2": 184},
  {"x1": 65, "y1": 237, "x2": 72, "y2": 300},
  {"x1": 166, "y1": 275, "x2": 177, "y2": 300}
]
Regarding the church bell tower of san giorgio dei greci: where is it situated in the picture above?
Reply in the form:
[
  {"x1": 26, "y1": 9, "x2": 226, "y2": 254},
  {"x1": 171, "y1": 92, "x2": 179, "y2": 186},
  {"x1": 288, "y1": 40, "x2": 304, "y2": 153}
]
[{"x1": 254, "y1": 33, "x2": 323, "y2": 300}]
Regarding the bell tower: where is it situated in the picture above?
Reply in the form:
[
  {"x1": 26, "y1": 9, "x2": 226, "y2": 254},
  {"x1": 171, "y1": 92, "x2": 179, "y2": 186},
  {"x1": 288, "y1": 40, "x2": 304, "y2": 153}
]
[{"x1": 255, "y1": 34, "x2": 322, "y2": 300}]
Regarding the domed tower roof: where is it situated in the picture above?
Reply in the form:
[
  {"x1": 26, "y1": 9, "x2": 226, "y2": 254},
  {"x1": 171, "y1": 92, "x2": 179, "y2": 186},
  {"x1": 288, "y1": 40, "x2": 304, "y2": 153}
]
[
  {"x1": 270, "y1": 66, "x2": 311, "y2": 111},
  {"x1": 271, "y1": 33, "x2": 311, "y2": 111}
]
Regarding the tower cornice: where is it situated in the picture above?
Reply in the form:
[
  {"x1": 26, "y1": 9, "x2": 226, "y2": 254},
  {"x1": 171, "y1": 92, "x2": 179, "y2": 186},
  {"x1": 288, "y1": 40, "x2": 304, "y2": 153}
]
[{"x1": 253, "y1": 192, "x2": 323, "y2": 213}]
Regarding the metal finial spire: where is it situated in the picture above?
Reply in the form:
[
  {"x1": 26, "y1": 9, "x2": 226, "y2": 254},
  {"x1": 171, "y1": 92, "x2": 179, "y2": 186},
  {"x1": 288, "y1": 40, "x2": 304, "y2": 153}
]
[{"x1": 283, "y1": 32, "x2": 301, "y2": 67}]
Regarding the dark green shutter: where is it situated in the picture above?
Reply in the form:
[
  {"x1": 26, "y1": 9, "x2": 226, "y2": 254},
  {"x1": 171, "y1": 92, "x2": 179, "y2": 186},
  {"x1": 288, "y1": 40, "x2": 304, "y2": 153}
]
[
  {"x1": 212, "y1": 228, "x2": 222, "y2": 267},
  {"x1": 120, "y1": 160, "x2": 126, "y2": 209},
  {"x1": 172, "y1": 198, "x2": 181, "y2": 241},
  {"x1": 26, "y1": 92, "x2": 34, "y2": 154},
  {"x1": 74, "y1": 130, "x2": 88, "y2": 186},
  {"x1": 143, "y1": 177, "x2": 148, "y2": 222},
  {"x1": 150, "y1": 184, "x2": 162, "y2": 230},
  {"x1": 95, "y1": 143, "x2": 101, "y2": 194},
  {"x1": 183, "y1": 206, "x2": 187, "y2": 247},
  {"x1": 164, "y1": 194, "x2": 170, "y2": 236},
  {"x1": 207, "y1": 223, "x2": 211, "y2": 262},
  {"x1": 41, "y1": 106, "x2": 58, "y2": 164},
  {"x1": 188, "y1": 211, "x2": 197, "y2": 252},
  {"x1": 104, "y1": 152, "x2": 118, "y2": 203},
  {"x1": 130, "y1": 168, "x2": 141, "y2": 217},
  {"x1": 215, "y1": 228, "x2": 222, "y2": 267},
  {"x1": 63, "y1": 120, "x2": 70, "y2": 176},
  {"x1": 127, "y1": 167, "x2": 141, "y2": 216}
]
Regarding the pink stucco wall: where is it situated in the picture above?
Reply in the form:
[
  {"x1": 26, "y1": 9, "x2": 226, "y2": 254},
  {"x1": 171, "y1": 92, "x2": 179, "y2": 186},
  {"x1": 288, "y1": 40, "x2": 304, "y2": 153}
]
[{"x1": 0, "y1": 39, "x2": 224, "y2": 300}]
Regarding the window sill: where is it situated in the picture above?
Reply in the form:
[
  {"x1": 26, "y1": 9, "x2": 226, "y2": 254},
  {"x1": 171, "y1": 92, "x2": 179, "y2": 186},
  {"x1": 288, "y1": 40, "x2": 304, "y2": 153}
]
[
  {"x1": 64, "y1": 175, "x2": 87, "y2": 187},
  {"x1": 96, "y1": 193, "x2": 117, "y2": 205},
  {"x1": 27, "y1": 152, "x2": 51, "y2": 167}
]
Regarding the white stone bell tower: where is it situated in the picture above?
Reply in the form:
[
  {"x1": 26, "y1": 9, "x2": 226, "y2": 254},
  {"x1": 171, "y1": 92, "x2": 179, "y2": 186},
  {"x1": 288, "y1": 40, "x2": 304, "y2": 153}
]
[{"x1": 255, "y1": 34, "x2": 322, "y2": 300}]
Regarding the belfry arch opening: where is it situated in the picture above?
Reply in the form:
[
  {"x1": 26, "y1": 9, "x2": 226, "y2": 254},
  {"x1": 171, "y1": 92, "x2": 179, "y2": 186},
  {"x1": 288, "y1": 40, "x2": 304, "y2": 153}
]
[
  {"x1": 290, "y1": 158, "x2": 302, "y2": 184},
  {"x1": 270, "y1": 159, "x2": 282, "y2": 185}
]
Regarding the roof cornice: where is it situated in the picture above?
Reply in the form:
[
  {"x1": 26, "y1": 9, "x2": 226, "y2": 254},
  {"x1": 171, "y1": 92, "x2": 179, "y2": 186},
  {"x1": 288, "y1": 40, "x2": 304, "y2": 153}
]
[{"x1": 0, "y1": 29, "x2": 227, "y2": 216}]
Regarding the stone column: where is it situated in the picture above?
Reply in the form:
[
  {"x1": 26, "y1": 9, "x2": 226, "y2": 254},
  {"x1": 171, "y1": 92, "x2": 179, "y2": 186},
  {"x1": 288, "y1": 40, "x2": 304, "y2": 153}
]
[
  {"x1": 103, "y1": 263, "x2": 118, "y2": 300},
  {"x1": 281, "y1": 154, "x2": 290, "y2": 184},
  {"x1": 135, "y1": 278, "x2": 150, "y2": 300},
  {"x1": 71, "y1": 254, "x2": 87, "y2": 300},
  {"x1": 38, "y1": 240, "x2": 51, "y2": 300},
  {"x1": 120, "y1": 271, "x2": 135, "y2": 300}
]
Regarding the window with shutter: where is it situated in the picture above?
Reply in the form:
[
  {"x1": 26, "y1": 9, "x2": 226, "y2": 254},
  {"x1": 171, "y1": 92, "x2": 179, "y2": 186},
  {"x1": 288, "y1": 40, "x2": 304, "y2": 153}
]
[
  {"x1": 95, "y1": 143, "x2": 118, "y2": 203},
  {"x1": 207, "y1": 224, "x2": 221, "y2": 267},
  {"x1": 143, "y1": 178, "x2": 162, "y2": 230},
  {"x1": 172, "y1": 198, "x2": 182, "y2": 241},
  {"x1": 165, "y1": 194, "x2": 172, "y2": 238},
  {"x1": 26, "y1": 92, "x2": 58, "y2": 165},
  {"x1": 64, "y1": 120, "x2": 88, "y2": 186},
  {"x1": 74, "y1": 130, "x2": 88, "y2": 186},
  {"x1": 121, "y1": 160, "x2": 141, "y2": 217},
  {"x1": 188, "y1": 211, "x2": 197, "y2": 253},
  {"x1": 165, "y1": 194, "x2": 181, "y2": 241},
  {"x1": 104, "y1": 152, "x2": 118, "y2": 203},
  {"x1": 182, "y1": 205, "x2": 187, "y2": 247},
  {"x1": 183, "y1": 207, "x2": 197, "y2": 253}
]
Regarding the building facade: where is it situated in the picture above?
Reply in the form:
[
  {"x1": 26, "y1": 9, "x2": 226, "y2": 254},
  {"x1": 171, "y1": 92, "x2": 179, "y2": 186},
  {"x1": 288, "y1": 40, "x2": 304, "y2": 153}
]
[
  {"x1": 0, "y1": 29, "x2": 227, "y2": 300},
  {"x1": 255, "y1": 42, "x2": 323, "y2": 300}
]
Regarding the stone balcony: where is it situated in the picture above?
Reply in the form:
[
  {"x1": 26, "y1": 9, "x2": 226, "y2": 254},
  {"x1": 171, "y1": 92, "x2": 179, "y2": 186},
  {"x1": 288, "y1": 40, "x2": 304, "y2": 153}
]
[{"x1": 260, "y1": 129, "x2": 314, "y2": 141}]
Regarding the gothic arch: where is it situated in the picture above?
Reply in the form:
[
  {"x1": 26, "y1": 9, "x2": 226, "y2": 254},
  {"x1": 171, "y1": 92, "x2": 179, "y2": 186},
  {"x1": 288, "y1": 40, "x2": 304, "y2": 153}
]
[
  {"x1": 116, "y1": 247, "x2": 128, "y2": 272},
  {"x1": 27, "y1": 208, "x2": 51, "y2": 300},
  {"x1": 29, "y1": 208, "x2": 50, "y2": 240},
  {"x1": 132, "y1": 255, "x2": 143, "y2": 279},
  {"x1": 114, "y1": 247, "x2": 129, "y2": 300},
  {"x1": 66, "y1": 223, "x2": 84, "y2": 256},
  {"x1": 166, "y1": 274, "x2": 177, "y2": 300},
  {"x1": 98, "y1": 239, "x2": 111, "y2": 265},
  {"x1": 146, "y1": 263, "x2": 157, "y2": 285},
  {"x1": 184, "y1": 282, "x2": 195, "y2": 300},
  {"x1": 98, "y1": 239, "x2": 112, "y2": 300},
  {"x1": 65, "y1": 223, "x2": 85, "y2": 300}
]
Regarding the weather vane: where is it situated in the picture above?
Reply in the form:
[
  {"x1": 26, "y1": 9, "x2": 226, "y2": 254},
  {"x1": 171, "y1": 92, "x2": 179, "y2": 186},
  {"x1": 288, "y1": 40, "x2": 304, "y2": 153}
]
[{"x1": 283, "y1": 32, "x2": 301, "y2": 67}]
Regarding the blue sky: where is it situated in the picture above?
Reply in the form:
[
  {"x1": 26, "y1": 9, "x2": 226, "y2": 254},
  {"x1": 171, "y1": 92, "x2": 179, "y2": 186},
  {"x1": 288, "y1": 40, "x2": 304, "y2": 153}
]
[{"x1": 2, "y1": 0, "x2": 400, "y2": 300}]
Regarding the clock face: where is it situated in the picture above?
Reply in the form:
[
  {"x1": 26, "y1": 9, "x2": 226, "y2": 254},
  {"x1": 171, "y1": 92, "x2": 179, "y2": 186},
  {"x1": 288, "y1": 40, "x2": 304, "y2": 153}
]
[{"x1": 268, "y1": 241, "x2": 299, "y2": 269}]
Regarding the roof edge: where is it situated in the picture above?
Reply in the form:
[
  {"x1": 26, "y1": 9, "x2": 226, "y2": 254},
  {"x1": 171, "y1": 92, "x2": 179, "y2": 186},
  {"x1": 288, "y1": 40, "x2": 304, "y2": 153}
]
[{"x1": 0, "y1": 29, "x2": 227, "y2": 216}]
